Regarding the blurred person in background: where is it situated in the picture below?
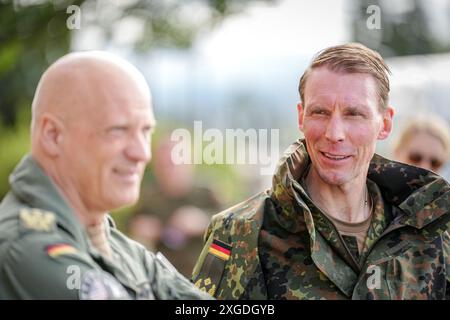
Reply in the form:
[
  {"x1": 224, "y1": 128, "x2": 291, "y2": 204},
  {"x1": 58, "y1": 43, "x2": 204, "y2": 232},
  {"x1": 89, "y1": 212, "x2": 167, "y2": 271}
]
[
  {"x1": 393, "y1": 114, "x2": 450, "y2": 173},
  {"x1": 0, "y1": 51, "x2": 211, "y2": 300},
  {"x1": 128, "y1": 137, "x2": 222, "y2": 277}
]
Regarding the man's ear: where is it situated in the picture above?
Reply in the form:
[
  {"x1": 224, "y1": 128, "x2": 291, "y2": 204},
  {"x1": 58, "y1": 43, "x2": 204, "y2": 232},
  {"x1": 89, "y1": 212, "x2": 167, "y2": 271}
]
[
  {"x1": 297, "y1": 102, "x2": 305, "y2": 131},
  {"x1": 378, "y1": 106, "x2": 394, "y2": 140},
  {"x1": 38, "y1": 113, "x2": 64, "y2": 157}
]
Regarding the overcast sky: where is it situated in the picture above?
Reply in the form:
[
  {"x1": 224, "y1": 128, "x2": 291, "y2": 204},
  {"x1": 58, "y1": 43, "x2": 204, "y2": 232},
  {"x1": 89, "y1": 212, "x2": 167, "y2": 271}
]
[{"x1": 196, "y1": 0, "x2": 350, "y2": 74}]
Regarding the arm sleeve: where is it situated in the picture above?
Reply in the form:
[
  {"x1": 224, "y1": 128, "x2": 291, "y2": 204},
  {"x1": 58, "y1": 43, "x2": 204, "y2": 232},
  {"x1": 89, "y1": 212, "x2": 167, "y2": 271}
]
[
  {"x1": 0, "y1": 233, "x2": 97, "y2": 300},
  {"x1": 443, "y1": 231, "x2": 450, "y2": 300},
  {"x1": 142, "y1": 249, "x2": 214, "y2": 300}
]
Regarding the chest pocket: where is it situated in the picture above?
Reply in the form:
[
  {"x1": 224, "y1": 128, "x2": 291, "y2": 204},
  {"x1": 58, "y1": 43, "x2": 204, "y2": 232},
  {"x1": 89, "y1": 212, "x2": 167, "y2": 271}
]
[{"x1": 359, "y1": 236, "x2": 447, "y2": 300}]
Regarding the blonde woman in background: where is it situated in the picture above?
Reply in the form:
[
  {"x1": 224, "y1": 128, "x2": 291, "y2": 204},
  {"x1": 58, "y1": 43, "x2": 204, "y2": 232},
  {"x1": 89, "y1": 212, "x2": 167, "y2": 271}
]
[{"x1": 393, "y1": 114, "x2": 450, "y2": 173}]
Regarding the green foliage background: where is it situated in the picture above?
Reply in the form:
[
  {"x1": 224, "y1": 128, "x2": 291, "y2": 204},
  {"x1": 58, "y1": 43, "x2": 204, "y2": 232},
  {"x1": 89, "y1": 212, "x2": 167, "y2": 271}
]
[{"x1": 1, "y1": 0, "x2": 449, "y2": 218}]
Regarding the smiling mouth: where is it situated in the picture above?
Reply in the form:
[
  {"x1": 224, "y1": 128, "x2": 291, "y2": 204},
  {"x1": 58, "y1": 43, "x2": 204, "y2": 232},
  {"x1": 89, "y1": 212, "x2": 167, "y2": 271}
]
[
  {"x1": 321, "y1": 152, "x2": 352, "y2": 160},
  {"x1": 114, "y1": 169, "x2": 138, "y2": 175},
  {"x1": 113, "y1": 168, "x2": 141, "y2": 181}
]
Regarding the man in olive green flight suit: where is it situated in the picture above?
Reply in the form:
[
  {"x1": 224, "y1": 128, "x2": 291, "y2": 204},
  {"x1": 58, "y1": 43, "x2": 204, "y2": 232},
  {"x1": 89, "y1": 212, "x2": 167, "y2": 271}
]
[
  {"x1": 0, "y1": 51, "x2": 211, "y2": 300},
  {"x1": 193, "y1": 43, "x2": 450, "y2": 299}
]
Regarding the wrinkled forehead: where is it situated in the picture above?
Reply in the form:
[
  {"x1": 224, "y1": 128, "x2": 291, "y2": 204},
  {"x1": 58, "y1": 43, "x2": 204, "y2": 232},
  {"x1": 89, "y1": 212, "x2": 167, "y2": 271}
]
[
  {"x1": 304, "y1": 68, "x2": 379, "y2": 107},
  {"x1": 84, "y1": 96, "x2": 155, "y2": 131}
]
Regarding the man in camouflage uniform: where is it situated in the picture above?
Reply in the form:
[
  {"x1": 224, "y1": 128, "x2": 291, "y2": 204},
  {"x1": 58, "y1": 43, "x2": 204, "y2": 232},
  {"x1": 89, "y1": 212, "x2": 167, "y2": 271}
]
[
  {"x1": 193, "y1": 43, "x2": 450, "y2": 299},
  {"x1": 0, "y1": 52, "x2": 211, "y2": 300}
]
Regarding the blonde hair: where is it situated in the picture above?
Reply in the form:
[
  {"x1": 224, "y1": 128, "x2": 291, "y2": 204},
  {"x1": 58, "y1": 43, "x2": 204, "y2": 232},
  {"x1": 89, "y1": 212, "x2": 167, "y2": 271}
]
[
  {"x1": 299, "y1": 43, "x2": 391, "y2": 111},
  {"x1": 394, "y1": 115, "x2": 450, "y2": 158}
]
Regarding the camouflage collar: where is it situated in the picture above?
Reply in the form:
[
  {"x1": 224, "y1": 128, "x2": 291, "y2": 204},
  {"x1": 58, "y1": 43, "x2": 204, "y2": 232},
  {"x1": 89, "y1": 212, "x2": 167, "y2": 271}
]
[
  {"x1": 272, "y1": 139, "x2": 449, "y2": 230},
  {"x1": 9, "y1": 155, "x2": 89, "y2": 249},
  {"x1": 368, "y1": 154, "x2": 449, "y2": 229},
  {"x1": 267, "y1": 139, "x2": 450, "y2": 297}
]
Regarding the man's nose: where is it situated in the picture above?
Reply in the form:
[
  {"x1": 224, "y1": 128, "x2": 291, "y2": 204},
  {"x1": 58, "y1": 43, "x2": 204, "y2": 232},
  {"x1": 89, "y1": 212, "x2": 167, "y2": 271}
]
[
  {"x1": 126, "y1": 134, "x2": 151, "y2": 163},
  {"x1": 325, "y1": 114, "x2": 346, "y2": 142}
]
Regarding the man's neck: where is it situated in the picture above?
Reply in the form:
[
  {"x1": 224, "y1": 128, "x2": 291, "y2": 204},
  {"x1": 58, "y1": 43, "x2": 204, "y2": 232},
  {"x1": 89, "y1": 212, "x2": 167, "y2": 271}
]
[{"x1": 304, "y1": 167, "x2": 371, "y2": 223}]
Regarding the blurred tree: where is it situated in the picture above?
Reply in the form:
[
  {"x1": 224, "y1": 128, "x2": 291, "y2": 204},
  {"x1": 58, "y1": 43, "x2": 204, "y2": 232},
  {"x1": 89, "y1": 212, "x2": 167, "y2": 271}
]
[
  {"x1": 351, "y1": 0, "x2": 450, "y2": 57},
  {"x1": 0, "y1": 0, "x2": 79, "y2": 126},
  {"x1": 0, "y1": 0, "x2": 274, "y2": 127}
]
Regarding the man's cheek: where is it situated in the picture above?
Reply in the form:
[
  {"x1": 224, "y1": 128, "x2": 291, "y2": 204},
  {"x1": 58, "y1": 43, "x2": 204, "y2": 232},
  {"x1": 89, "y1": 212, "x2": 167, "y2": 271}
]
[
  {"x1": 304, "y1": 125, "x2": 322, "y2": 140},
  {"x1": 351, "y1": 127, "x2": 378, "y2": 144}
]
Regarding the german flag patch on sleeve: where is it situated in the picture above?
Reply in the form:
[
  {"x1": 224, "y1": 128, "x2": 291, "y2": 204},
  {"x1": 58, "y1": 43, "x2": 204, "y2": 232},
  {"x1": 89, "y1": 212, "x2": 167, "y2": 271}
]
[
  {"x1": 46, "y1": 243, "x2": 78, "y2": 258},
  {"x1": 193, "y1": 238, "x2": 232, "y2": 297},
  {"x1": 208, "y1": 239, "x2": 231, "y2": 261}
]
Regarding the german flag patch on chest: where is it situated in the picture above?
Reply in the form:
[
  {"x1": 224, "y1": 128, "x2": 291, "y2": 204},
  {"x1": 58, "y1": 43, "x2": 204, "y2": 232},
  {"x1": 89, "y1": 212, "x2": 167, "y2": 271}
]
[{"x1": 208, "y1": 239, "x2": 231, "y2": 261}]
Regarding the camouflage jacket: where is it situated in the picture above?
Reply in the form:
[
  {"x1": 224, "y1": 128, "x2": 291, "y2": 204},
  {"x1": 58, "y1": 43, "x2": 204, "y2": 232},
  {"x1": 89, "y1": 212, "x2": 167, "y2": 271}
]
[
  {"x1": 0, "y1": 155, "x2": 212, "y2": 300},
  {"x1": 192, "y1": 140, "x2": 450, "y2": 299}
]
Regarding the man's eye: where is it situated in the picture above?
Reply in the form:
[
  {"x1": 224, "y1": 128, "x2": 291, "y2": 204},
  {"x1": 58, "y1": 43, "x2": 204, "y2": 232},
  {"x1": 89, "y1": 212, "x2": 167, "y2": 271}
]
[
  {"x1": 347, "y1": 111, "x2": 364, "y2": 117},
  {"x1": 142, "y1": 127, "x2": 152, "y2": 139},
  {"x1": 109, "y1": 127, "x2": 127, "y2": 135},
  {"x1": 142, "y1": 126, "x2": 152, "y2": 134}
]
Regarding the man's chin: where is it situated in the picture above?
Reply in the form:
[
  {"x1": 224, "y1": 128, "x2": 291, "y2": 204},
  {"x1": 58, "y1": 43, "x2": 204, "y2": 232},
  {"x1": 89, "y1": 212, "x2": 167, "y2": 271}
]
[
  {"x1": 109, "y1": 193, "x2": 140, "y2": 210},
  {"x1": 316, "y1": 170, "x2": 350, "y2": 186}
]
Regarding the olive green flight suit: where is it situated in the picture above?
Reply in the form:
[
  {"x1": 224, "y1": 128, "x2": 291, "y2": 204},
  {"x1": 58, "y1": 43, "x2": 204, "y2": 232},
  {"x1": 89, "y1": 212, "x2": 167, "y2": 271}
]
[{"x1": 0, "y1": 155, "x2": 212, "y2": 300}]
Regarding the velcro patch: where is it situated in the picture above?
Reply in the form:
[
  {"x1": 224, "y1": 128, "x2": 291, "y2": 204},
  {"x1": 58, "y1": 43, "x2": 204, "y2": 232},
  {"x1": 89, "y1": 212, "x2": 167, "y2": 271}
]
[
  {"x1": 194, "y1": 239, "x2": 232, "y2": 297},
  {"x1": 79, "y1": 270, "x2": 130, "y2": 300},
  {"x1": 20, "y1": 208, "x2": 55, "y2": 232}
]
